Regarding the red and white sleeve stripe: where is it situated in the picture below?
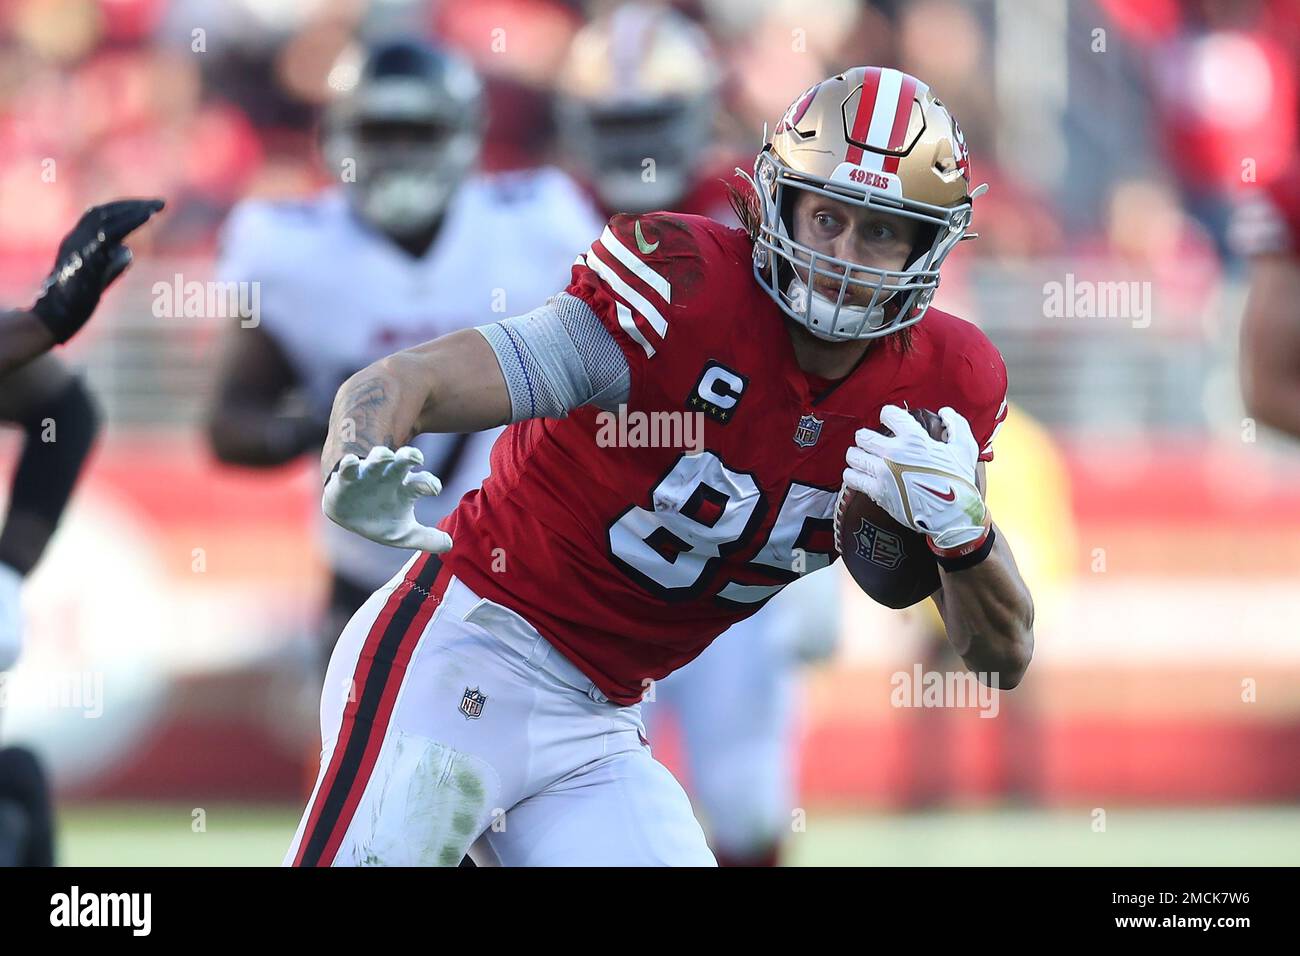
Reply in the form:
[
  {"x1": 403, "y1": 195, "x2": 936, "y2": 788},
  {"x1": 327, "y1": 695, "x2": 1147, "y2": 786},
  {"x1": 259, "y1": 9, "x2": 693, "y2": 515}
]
[{"x1": 579, "y1": 224, "x2": 673, "y2": 359}]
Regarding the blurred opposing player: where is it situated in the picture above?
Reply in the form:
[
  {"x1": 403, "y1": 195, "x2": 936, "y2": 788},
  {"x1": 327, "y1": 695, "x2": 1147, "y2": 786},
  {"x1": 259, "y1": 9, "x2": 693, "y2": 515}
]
[
  {"x1": 291, "y1": 67, "x2": 1034, "y2": 866},
  {"x1": 557, "y1": 2, "x2": 837, "y2": 867},
  {"x1": 556, "y1": 3, "x2": 743, "y2": 224},
  {"x1": 206, "y1": 40, "x2": 601, "y2": 664},
  {"x1": 0, "y1": 198, "x2": 161, "y2": 866},
  {"x1": 1236, "y1": 176, "x2": 1300, "y2": 439}
]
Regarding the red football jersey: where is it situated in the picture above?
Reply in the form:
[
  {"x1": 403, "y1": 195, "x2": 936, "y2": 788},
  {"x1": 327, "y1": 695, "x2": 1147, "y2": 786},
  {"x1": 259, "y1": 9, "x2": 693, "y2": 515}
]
[{"x1": 442, "y1": 212, "x2": 1008, "y2": 704}]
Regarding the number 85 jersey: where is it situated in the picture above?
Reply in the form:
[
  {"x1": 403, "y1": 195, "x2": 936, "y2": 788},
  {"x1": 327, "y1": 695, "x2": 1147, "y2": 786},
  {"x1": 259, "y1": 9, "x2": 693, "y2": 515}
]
[{"x1": 442, "y1": 212, "x2": 1008, "y2": 705}]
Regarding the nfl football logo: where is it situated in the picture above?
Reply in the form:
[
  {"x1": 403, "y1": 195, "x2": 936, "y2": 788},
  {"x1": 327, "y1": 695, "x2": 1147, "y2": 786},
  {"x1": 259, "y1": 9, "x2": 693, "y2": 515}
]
[
  {"x1": 793, "y1": 413, "x2": 823, "y2": 448},
  {"x1": 459, "y1": 687, "x2": 487, "y2": 719},
  {"x1": 853, "y1": 519, "x2": 904, "y2": 570}
]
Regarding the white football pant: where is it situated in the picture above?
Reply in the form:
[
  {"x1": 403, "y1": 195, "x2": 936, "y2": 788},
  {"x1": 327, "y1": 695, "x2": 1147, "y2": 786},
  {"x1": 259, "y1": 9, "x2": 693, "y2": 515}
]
[{"x1": 284, "y1": 552, "x2": 714, "y2": 867}]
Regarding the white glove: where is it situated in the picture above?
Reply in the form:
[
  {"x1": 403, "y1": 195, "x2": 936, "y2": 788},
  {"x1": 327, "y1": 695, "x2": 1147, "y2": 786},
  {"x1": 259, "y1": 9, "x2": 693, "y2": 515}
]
[
  {"x1": 0, "y1": 561, "x2": 24, "y2": 671},
  {"x1": 843, "y1": 405, "x2": 990, "y2": 556},
  {"x1": 322, "y1": 445, "x2": 453, "y2": 554}
]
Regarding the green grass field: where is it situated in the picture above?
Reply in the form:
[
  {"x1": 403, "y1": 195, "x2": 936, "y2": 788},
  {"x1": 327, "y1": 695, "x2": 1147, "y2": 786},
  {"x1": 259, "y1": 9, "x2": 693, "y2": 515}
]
[{"x1": 52, "y1": 803, "x2": 1300, "y2": 866}]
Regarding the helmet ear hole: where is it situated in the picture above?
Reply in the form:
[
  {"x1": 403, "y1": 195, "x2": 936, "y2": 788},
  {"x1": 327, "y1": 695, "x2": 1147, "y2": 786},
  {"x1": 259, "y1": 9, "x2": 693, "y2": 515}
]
[
  {"x1": 778, "y1": 186, "x2": 797, "y2": 239},
  {"x1": 909, "y1": 222, "x2": 941, "y2": 270}
]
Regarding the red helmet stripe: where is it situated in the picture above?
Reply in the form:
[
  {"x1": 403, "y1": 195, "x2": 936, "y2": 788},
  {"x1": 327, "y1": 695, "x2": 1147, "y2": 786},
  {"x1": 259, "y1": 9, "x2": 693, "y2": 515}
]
[
  {"x1": 775, "y1": 81, "x2": 820, "y2": 135},
  {"x1": 844, "y1": 67, "x2": 883, "y2": 165},
  {"x1": 882, "y1": 74, "x2": 918, "y2": 174}
]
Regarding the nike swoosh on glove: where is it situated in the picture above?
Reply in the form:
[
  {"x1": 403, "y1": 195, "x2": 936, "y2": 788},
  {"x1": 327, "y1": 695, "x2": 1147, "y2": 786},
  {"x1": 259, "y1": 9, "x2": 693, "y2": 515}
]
[
  {"x1": 31, "y1": 198, "x2": 165, "y2": 344},
  {"x1": 322, "y1": 445, "x2": 453, "y2": 554},
  {"x1": 843, "y1": 404, "x2": 991, "y2": 559}
]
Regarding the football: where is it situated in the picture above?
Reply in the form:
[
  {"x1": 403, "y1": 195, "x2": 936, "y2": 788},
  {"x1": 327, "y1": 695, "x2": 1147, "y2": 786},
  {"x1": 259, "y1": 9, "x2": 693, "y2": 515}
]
[{"x1": 834, "y1": 408, "x2": 946, "y2": 609}]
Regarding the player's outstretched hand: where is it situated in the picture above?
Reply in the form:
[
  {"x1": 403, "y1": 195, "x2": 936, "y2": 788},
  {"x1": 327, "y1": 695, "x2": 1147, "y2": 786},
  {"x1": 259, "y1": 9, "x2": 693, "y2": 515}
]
[
  {"x1": 322, "y1": 445, "x2": 453, "y2": 554},
  {"x1": 31, "y1": 198, "x2": 166, "y2": 344}
]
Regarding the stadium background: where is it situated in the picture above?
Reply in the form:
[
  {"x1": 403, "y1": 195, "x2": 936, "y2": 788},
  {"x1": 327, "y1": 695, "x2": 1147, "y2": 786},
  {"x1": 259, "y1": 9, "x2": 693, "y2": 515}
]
[{"x1": 2, "y1": 0, "x2": 1300, "y2": 865}]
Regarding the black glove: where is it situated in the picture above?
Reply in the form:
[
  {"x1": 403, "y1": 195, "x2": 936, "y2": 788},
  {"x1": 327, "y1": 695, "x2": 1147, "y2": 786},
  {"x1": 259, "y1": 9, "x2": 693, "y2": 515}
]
[{"x1": 30, "y1": 198, "x2": 165, "y2": 344}]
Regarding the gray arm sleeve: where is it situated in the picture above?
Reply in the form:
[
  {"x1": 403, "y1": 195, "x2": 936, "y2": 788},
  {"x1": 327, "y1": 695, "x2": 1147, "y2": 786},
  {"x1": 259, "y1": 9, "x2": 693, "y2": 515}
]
[{"x1": 475, "y1": 292, "x2": 631, "y2": 422}]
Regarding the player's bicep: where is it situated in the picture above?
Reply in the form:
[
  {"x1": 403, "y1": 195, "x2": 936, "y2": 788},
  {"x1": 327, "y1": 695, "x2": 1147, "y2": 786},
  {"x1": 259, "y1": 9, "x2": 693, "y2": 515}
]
[{"x1": 475, "y1": 294, "x2": 630, "y2": 422}]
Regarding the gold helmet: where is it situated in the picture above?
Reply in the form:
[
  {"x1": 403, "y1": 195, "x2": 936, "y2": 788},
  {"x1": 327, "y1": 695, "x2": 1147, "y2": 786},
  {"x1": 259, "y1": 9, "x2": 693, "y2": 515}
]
[
  {"x1": 556, "y1": 3, "x2": 719, "y2": 213},
  {"x1": 750, "y1": 66, "x2": 985, "y2": 341}
]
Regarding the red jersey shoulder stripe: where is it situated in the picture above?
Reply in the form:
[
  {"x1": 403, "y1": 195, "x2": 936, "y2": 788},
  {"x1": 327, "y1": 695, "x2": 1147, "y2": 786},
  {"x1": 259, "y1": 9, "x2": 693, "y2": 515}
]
[{"x1": 582, "y1": 222, "x2": 675, "y2": 358}]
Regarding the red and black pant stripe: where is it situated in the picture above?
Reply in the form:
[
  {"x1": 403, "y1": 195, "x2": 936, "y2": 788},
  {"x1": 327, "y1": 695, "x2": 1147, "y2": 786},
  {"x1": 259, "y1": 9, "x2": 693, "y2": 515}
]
[{"x1": 292, "y1": 553, "x2": 450, "y2": 867}]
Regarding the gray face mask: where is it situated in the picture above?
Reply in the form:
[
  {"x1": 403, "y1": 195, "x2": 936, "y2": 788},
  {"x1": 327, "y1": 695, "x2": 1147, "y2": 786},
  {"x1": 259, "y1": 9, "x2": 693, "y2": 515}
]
[
  {"x1": 343, "y1": 131, "x2": 480, "y2": 237},
  {"x1": 591, "y1": 167, "x2": 691, "y2": 215},
  {"x1": 558, "y1": 94, "x2": 713, "y2": 213},
  {"x1": 323, "y1": 65, "x2": 484, "y2": 240},
  {"x1": 784, "y1": 274, "x2": 886, "y2": 341}
]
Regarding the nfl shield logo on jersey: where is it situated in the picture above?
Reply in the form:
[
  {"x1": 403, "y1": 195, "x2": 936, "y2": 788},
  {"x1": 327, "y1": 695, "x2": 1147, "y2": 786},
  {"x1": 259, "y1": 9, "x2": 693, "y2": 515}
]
[
  {"x1": 793, "y1": 413, "x2": 823, "y2": 448},
  {"x1": 459, "y1": 687, "x2": 487, "y2": 719}
]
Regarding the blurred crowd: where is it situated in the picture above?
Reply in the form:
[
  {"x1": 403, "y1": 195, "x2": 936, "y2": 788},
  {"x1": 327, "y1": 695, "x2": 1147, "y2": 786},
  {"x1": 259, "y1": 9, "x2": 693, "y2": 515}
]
[{"x1": 0, "y1": 0, "x2": 1296, "y2": 304}]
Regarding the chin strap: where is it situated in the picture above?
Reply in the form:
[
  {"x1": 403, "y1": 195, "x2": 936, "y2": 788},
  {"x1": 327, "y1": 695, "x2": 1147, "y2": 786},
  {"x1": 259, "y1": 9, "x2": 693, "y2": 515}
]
[{"x1": 785, "y1": 275, "x2": 882, "y2": 338}]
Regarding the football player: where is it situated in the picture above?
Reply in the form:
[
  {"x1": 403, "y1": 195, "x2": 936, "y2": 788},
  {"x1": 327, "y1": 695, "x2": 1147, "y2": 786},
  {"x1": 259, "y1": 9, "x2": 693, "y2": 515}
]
[
  {"x1": 556, "y1": 4, "x2": 741, "y2": 223},
  {"x1": 556, "y1": 2, "x2": 838, "y2": 867},
  {"x1": 206, "y1": 39, "x2": 601, "y2": 670},
  {"x1": 0, "y1": 357, "x2": 100, "y2": 868},
  {"x1": 1237, "y1": 174, "x2": 1300, "y2": 439},
  {"x1": 288, "y1": 67, "x2": 1034, "y2": 866},
  {"x1": 0, "y1": 197, "x2": 161, "y2": 866}
]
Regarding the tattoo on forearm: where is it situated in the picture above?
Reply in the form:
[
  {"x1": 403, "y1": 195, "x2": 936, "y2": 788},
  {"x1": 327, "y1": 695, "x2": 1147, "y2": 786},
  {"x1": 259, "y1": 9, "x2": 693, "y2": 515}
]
[{"x1": 333, "y1": 375, "x2": 400, "y2": 460}]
